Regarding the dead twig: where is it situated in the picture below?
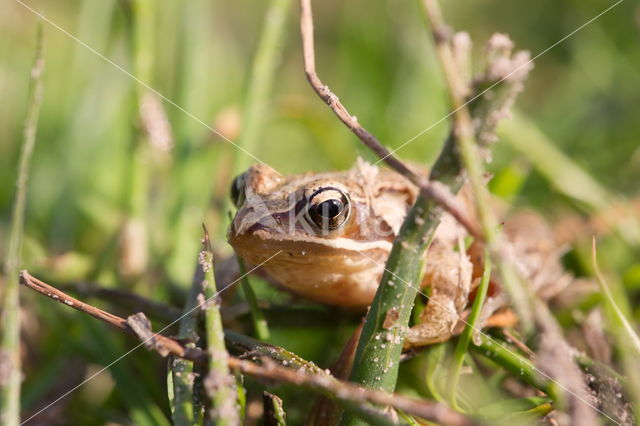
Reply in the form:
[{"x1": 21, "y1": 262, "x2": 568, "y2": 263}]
[
  {"x1": 229, "y1": 357, "x2": 475, "y2": 426},
  {"x1": 21, "y1": 270, "x2": 474, "y2": 425},
  {"x1": 299, "y1": 0, "x2": 481, "y2": 240},
  {"x1": 64, "y1": 282, "x2": 182, "y2": 322},
  {"x1": 419, "y1": 0, "x2": 536, "y2": 333},
  {"x1": 19, "y1": 270, "x2": 206, "y2": 363}
]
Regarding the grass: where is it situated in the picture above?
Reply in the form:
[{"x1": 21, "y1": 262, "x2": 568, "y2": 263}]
[
  {"x1": 1, "y1": 0, "x2": 640, "y2": 424},
  {"x1": 0, "y1": 25, "x2": 44, "y2": 426}
]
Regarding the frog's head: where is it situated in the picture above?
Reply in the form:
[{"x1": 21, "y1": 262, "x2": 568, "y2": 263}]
[{"x1": 226, "y1": 160, "x2": 415, "y2": 307}]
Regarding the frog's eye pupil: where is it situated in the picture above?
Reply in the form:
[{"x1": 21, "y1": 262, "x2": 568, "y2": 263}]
[
  {"x1": 317, "y1": 199, "x2": 343, "y2": 219},
  {"x1": 230, "y1": 175, "x2": 246, "y2": 208}
]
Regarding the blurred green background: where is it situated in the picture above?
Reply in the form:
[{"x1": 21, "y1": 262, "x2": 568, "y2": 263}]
[{"x1": 1, "y1": 0, "x2": 639, "y2": 424}]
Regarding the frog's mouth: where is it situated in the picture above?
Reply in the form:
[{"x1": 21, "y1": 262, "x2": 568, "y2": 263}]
[{"x1": 229, "y1": 224, "x2": 393, "y2": 258}]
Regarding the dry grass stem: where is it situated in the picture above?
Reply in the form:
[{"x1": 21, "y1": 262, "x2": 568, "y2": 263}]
[
  {"x1": 299, "y1": 0, "x2": 481, "y2": 239},
  {"x1": 20, "y1": 270, "x2": 473, "y2": 425}
]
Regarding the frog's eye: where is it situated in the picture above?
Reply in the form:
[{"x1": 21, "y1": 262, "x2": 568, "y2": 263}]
[
  {"x1": 305, "y1": 187, "x2": 350, "y2": 231},
  {"x1": 230, "y1": 174, "x2": 246, "y2": 208}
]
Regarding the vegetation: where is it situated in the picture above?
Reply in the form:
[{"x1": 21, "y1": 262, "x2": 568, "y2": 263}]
[{"x1": 1, "y1": 0, "x2": 639, "y2": 424}]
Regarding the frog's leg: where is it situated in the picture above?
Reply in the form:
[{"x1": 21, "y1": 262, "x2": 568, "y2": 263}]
[{"x1": 404, "y1": 242, "x2": 473, "y2": 347}]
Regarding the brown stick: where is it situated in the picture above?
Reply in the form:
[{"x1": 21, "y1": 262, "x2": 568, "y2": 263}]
[
  {"x1": 64, "y1": 282, "x2": 182, "y2": 322},
  {"x1": 298, "y1": 0, "x2": 481, "y2": 240},
  {"x1": 21, "y1": 270, "x2": 474, "y2": 425},
  {"x1": 19, "y1": 270, "x2": 207, "y2": 363},
  {"x1": 229, "y1": 357, "x2": 475, "y2": 426}
]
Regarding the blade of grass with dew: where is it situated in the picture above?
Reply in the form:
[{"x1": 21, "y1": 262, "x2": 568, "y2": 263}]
[
  {"x1": 448, "y1": 249, "x2": 491, "y2": 409},
  {"x1": 420, "y1": 0, "x2": 535, "y2": 332},
  {"x1": 341, "y1": 131, "x2": 471, "y2": 426},
  {"x1": 168, "y1": 262, "x2": 206, "y2": 425},
  {"x1": 0, "y1": 26, "x2": 44, "y2": 426},
  {"x1": 224, "y1": 330, "x2": 325, "y2": 374},
  {"x1": 263, "y1": 392, "x2": 286, "y2": 426},
  {"x1": 201, "y1": 228, "x2": 240, "y2": 424},
  {"x1": 476, "y1": 396, "x2": 553, "y2": 421},
  {"x1": 344, "y1": 14, "x2": 532, "y2": 426},
  {"x1": 470, "y1": 335, "x2": 557, "y2": 399},
  {"x1": 345, "y1": 140, "x2": 466, "y2": 388}
]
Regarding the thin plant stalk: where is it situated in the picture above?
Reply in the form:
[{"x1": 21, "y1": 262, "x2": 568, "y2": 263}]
[
  {"x1": 228, "y1": 0, "x2": 292, "y2": 336},
  {"x1": 591, "y1": 239, "x2": 640, "y2": 353},
  {"x1": 201, "y1": 229, "x2": 240, "y2": 425},
  {"x1": 592, "y1": 238, "x2": 640, "y2": 417},
  {"x1": 343, "y1": 131, "x2": 468, "y2": 426},
  {"x1": 297, "y1": 2, "x2": 531, "y2": 419},
  {"x1": 234, "y1": 0, "x2": 293, "y2": 173},
  {"x1": 119, "y1": 0, "x2": 156, "y2": 281},
  {"x1": 0, "y1": 26, "x2": 44, "y2": 426},
  {"x1": 419, "y1": 0, "x2": 534, "y2": 332},
  {"x1": 448, "y1": 249, "x2": 491, "y2": 409},
  {"x1": 129, "y1": 0, "x2": 155, "y2": 212},
  {"x1": 236, "y1": 256, "x2": 270, "y2": 340},
  {"x1": 471, "y1": 336, "x2": 556, "y2": 399},
  {"x1": 169, "y1": 268, "x2": 204, "y2": 425},
  {"x1": 262, "y1": 392, "x2": 286, "y2": 426},
  {"x1": 20, "y1": 270, "x2": 472, "y2": 426}
]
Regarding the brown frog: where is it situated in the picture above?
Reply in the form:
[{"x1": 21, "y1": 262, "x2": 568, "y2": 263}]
[{"x1": 227, "y1": 159, "x2": 569, "y2": 346}]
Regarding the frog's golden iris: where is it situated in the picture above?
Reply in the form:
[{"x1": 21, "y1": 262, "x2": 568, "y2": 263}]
[{"x1": 304, "y1": 187, "x2": 351, "y2": 231}]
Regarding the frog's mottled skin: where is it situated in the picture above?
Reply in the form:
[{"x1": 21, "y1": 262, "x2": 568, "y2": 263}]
[
  {"x1": 228, "y1": 160, "x2": 568, "y2": 346},
  {"x1": 229, "y1": 159, "x2": 475, "y2": 345}
]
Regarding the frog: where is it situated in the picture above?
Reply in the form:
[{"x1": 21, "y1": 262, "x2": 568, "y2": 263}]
[{"x1": 227, "y1": 159, "x2": 569, "y2": 347}]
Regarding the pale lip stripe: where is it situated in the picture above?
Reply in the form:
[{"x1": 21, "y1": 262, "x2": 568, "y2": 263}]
[
  {"x1": 19, "y1": 251, "x2": 283, "y2": 426},
  {"x1": 355, "y1": 249, "x2": 621, "y2": 426}
]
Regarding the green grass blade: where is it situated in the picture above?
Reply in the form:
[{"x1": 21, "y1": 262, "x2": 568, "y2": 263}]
[
  {"x1": 0, "y1": 25, "x2": 44, "y2": 426},
  {"x1": 592, "y1": 239, "x2": 640, "y2": 354},
  {"x1": 169, "y1": 280, "x2": 202, "y2": 425},
  {"x1": 448, "y1": 249, "x2": 491, "y2": 408},
  {"x1": 471, "y1": 335, "x2": 556, "y2": 399},
  {"x1": 236, "y1": 256, "x2": 270, "y2": 340},
  {"x1": 201, "y1": 229, "x2": 240, "y2": 425},
  {"x1": 502, "y1": 113, "x2": 612, "y2": 211},
  {"x1": 234, "y1": 0, "x2": 293, "y2": 173},
  {"x1": 343, "y1": 134, "x2": 467, "y2": 426},
  {"x1": 592, "y1": 238, "x2": 640, "y2": 418},
  {"x1": 263, "y1": 392, "x2": 287, "y2": 426}
]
